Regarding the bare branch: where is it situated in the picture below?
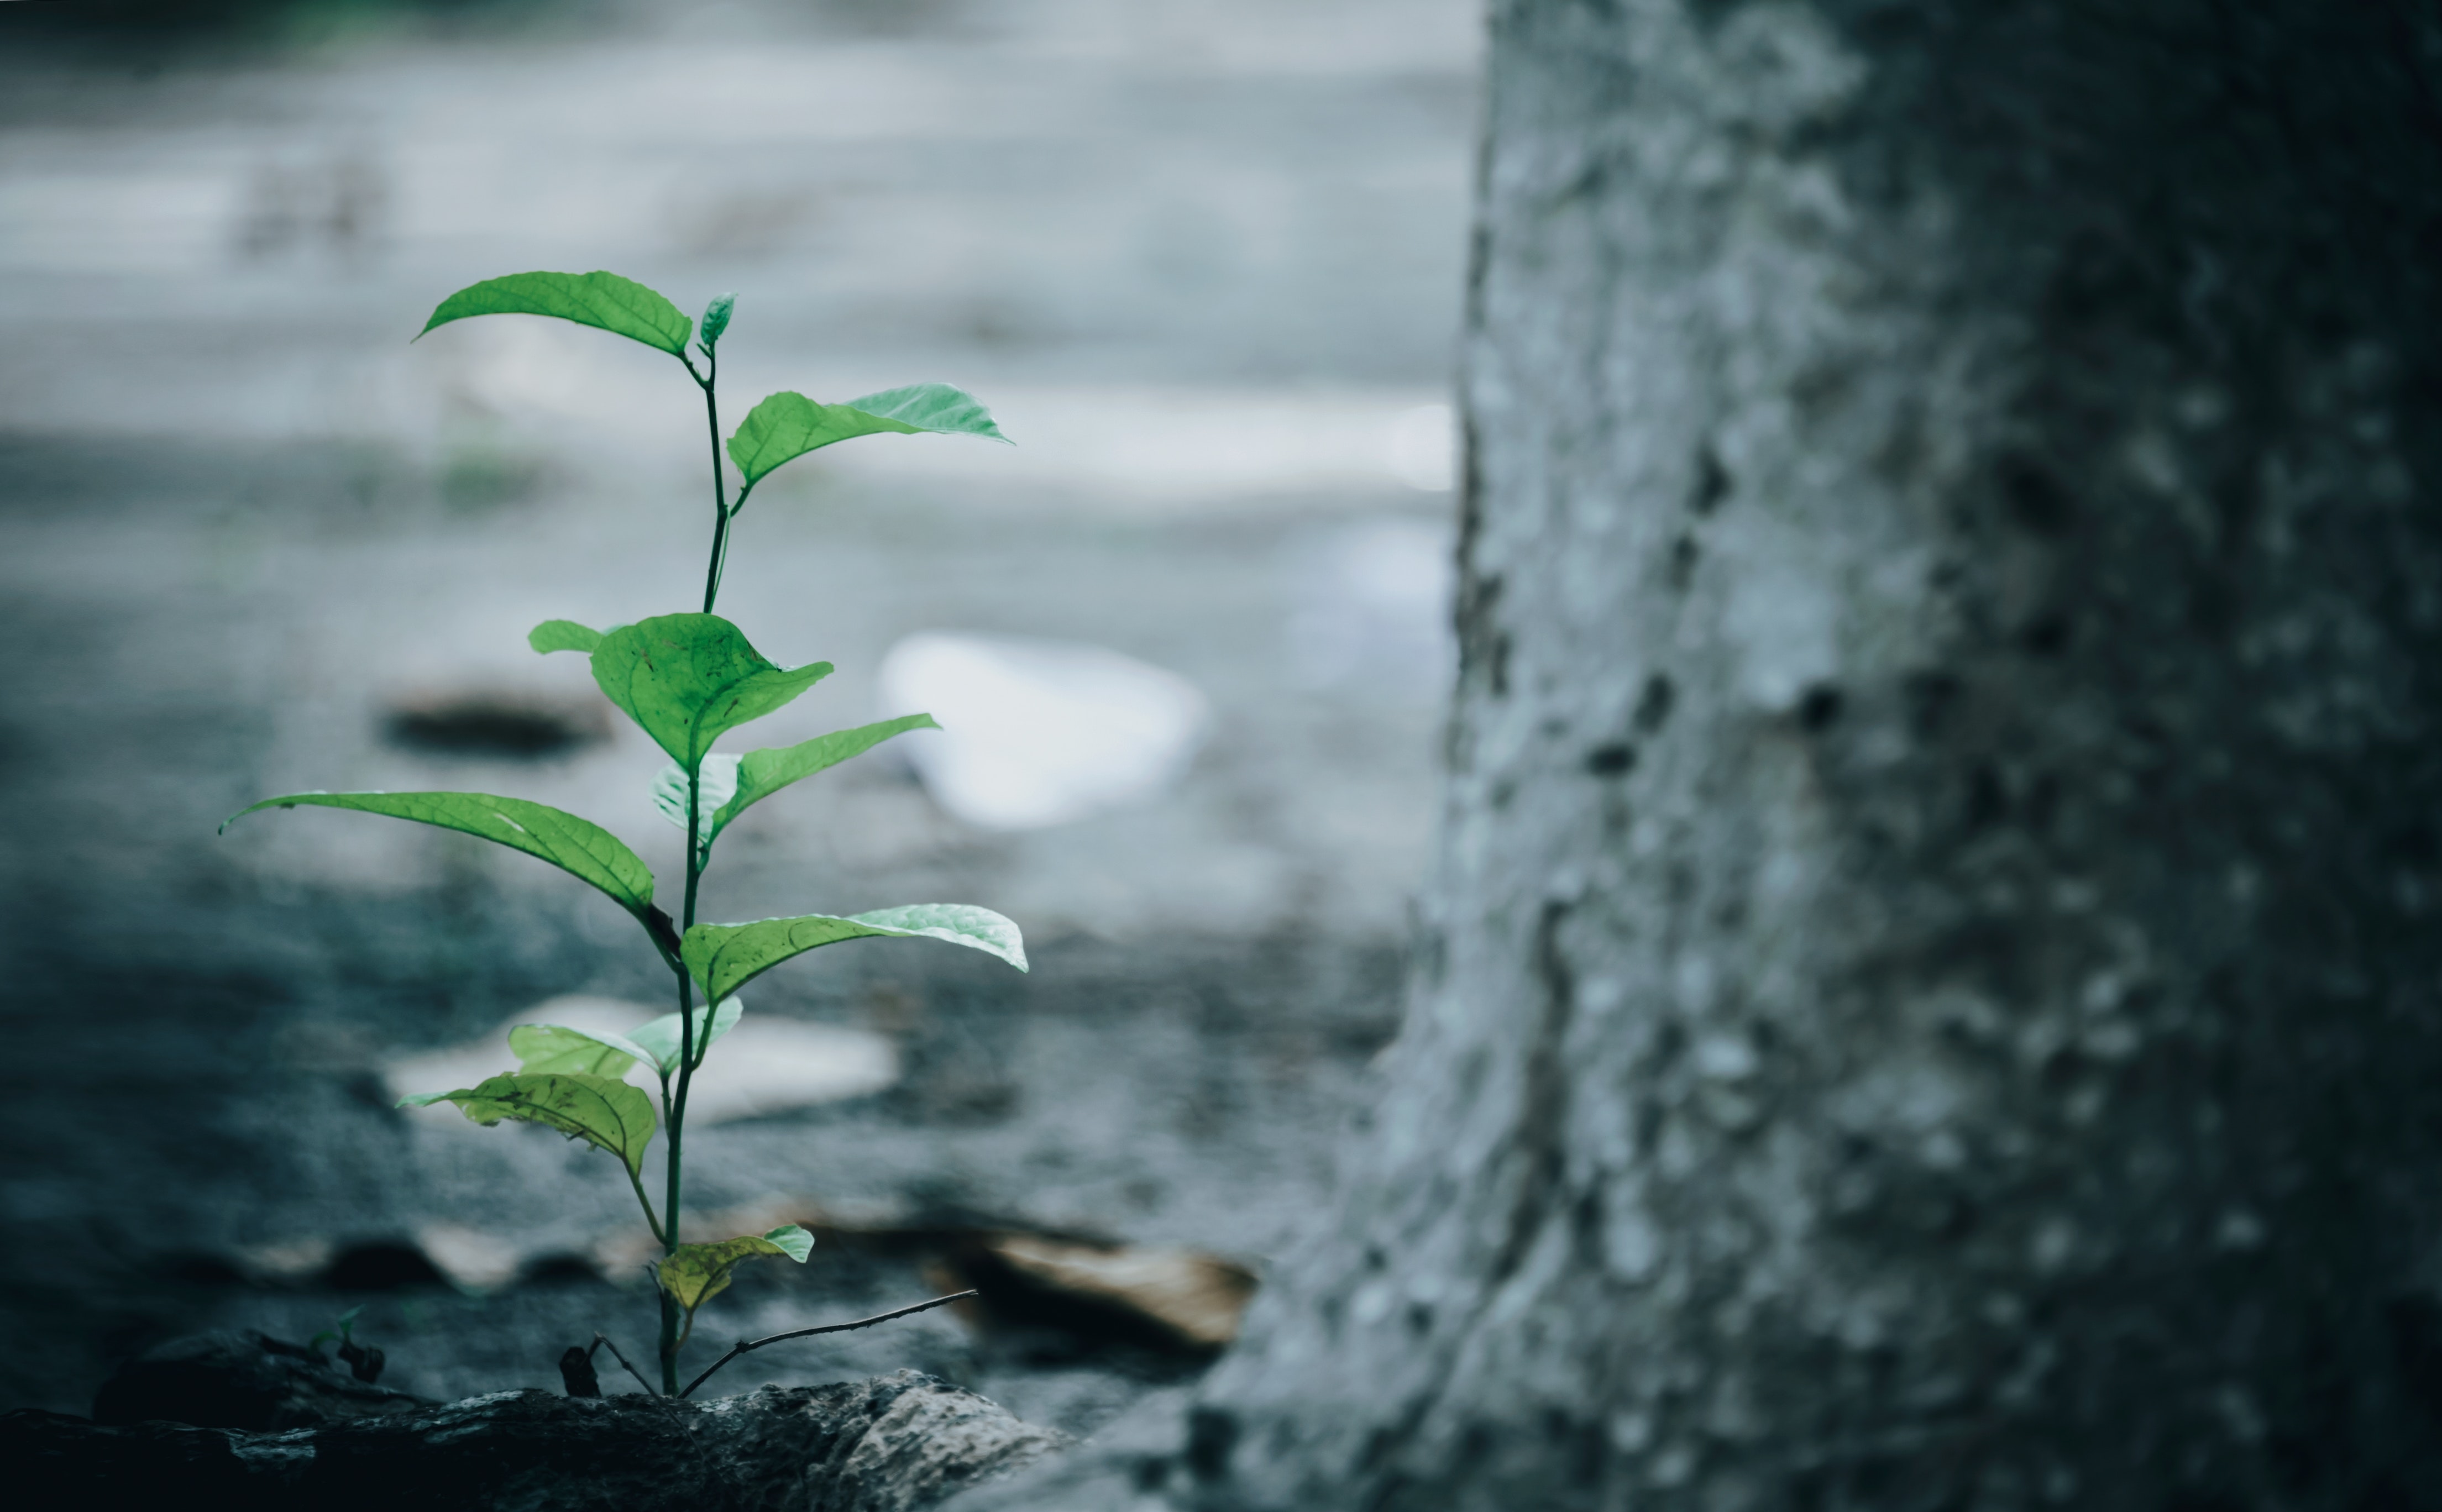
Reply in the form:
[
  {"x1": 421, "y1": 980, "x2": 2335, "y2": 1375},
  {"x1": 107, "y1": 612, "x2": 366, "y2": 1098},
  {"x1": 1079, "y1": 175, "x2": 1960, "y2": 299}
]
[
  {"x1": 589, "y1": 1331, "x2": 660, "y2": 1396},
  {"x1": 678, "y1": 1290, "x2": 979, "y2": 1399}
]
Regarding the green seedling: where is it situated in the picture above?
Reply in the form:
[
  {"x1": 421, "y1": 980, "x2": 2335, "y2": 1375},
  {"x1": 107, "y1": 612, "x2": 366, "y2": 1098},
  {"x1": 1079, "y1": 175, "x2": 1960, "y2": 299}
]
[
  {"x1": 309, "y1": 1304, "x2": 384, "y2": 1383},
  {"x1": 223, "y1": 271, "x2": 1025, "y2": 1396}
]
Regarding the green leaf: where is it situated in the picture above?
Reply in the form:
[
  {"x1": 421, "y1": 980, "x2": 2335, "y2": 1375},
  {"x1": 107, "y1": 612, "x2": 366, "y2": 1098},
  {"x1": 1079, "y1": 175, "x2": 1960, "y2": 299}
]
[
  {"x1": 399, "y1": 1073, "x2": 657, "y2": 1178},
  {"x1": 221, "y1": 791, "x2": 656, "y2": 920},
  {"x1": 417, "y1": 271, "x2": 693, "y2": 356},
  {"x1": 699, "y1": 292, "x2": 734, "y2": 348},
  {"x1": 684, "y1": 904, "x2": 1027, "y2": 1002},
  {"x1": 590, "y1": 615, "x2": 832, "y2": 770},
  {"x1": 626, "y1": 996, "x2": 744, "y2": 1075},
  {"x1": 508, "y1": 1022, "x2": 655, "y2": 1079},
  {"x1": 705, "y1": 715, "x2": 939, "y2": 847},
  {"x1": 726, "y1": 383, "x2": 1008, "y2": 489},
  {"x1": 530, "y1": 619, "x2": 607, "y2": 655},
  {"x1": 656, "y1": 1225, "x2": 814, "y2": 1317},
  {"x1": 651, "y1": 754, "x2": 741, "y2": 862}
]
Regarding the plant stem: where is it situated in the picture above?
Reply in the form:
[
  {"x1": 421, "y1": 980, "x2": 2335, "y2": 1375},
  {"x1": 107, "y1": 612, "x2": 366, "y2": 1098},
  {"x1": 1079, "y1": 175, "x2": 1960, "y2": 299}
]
[
  {"x1": 677, "y1": 1291, "x2": 980, "y2": 1399},
  {"x1": 656, "y1": 339, "x2": 730, "y2": 1394},
  {"x1": 689, "y1": 348, "x2": 731, "y2": 615}
]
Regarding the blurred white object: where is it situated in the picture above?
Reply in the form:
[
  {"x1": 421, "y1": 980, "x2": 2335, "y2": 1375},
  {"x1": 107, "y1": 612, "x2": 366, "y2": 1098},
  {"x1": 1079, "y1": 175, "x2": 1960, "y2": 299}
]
[
  {"x1": 878, "y1": 632, "x2": 1212, "y2": 831},
  {"x1": 1384, "y1": 402, "x2": 1456, "y2": 492},
  {"x1": 386, "y1": 994, "x2": 899, "y2": 1128}
]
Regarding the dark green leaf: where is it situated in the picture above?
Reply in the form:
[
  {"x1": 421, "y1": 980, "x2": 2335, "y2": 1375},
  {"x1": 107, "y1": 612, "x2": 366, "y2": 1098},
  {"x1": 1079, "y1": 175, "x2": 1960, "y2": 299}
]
[
  {"x1": 222, "y1": 791, "x2": 655, "y2": 920},
  {"x1": 590, "y1": 615, "x2": 831, "y2": 770},
  {"x1": 399, "y1": 1073, "x2": 658, "y2": 1177},
  {"x1": 530, "y1": 619, "x2": 607, "y2": 655},
  {"x1": 417, "y1": 271, "x2": 692, "y2": 356},
  {"x1": 705, "y1": 715, "x2": 938, "y2": 847},
  {"x1": 509, "y1": 1022, "x2": 654, "y2": 1079},
  {"x1": 657, "y1": 1225, "x2": 814, "y2": 1317},
  {"x1": 683, "y1": 904, "x2": 1026, "y2": 1002},
  {"x1": 726, "y1": 383, "x2": 1008, "y2": 489},
  {"x1": 626, "y1": 996, "x2": 743, "y2": 1075}
]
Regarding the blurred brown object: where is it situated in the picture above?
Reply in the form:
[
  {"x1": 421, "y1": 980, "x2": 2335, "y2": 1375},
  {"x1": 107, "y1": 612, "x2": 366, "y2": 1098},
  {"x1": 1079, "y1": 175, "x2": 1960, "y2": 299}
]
[{"x1": 960, "y1": 1234, "x2": 1258, "y2": 1353}]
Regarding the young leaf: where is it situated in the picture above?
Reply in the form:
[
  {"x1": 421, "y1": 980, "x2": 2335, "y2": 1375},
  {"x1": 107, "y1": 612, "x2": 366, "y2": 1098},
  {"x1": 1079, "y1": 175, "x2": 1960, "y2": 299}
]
[
  {"x1": 650, "y1": 754, "x2": 742, "y2": 861},
  {"x1": 626, "y1": 996, "x2": 745, "y2": 1075},
  {"x1": 590, "y1": 615, "x2": 832, "y2": 770},
  {"x1": 530, "y1": 620, "x2": 608, "y2": 655},
  {"x1": 699, "y1": 292, "x2": 734, "y2": 349},
  {"x1": 222, "y1": 792, "x2": 656, "y2": 920},
  {"x1": 508, "y1": 1022, "x2": 656, "y2": 1079},
  {"x1": 656, "y1": 1225, "x2": 814, "y2": 1319},
  {"x1": 705, "y1": 715, "x2": 939, "y2": 846},
  {"x1": 684, "y1": 904, "x2": 1027, "y2": 1002},
  {"x1": 399, "y1": 1073, "x2": 657, "y2": 1178},
  {"x1": 725, "y1": 383, "x2": 1008, "y2": 490},
  {"x1": 417, "y1": 271, "x2": 693, "y2": 357}
]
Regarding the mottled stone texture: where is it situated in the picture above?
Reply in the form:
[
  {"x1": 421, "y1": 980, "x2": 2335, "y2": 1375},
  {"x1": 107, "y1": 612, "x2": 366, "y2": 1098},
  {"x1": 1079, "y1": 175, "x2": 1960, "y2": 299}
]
[
  {"x1": 8, "y1": 1368, "x2": 1063, "y2": 1511},
  {"x1": 962, "y1": 3, "x2": 2442, "y2": 1509}
]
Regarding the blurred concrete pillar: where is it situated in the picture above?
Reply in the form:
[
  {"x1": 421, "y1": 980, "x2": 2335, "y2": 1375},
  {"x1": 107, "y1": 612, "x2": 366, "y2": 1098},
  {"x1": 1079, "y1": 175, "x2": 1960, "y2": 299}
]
[{"x1": 965, "y1": 3, "x2": 2442, "y2": 1508}]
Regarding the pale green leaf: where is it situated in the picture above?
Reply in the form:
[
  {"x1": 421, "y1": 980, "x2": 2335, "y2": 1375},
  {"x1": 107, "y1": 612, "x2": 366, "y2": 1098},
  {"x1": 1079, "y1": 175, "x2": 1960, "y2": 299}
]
[
  {"x1": 651, "y1": 754, "x2": 741, "y2": 862},
  {"x1": 657, "y1": 1224, "x2": 814, "y2": 1317},
  {"x1": 221, "y1": 791, "x2": 655, "y2": 920},
  {"x1": 400, "y1": 1073, "x2": 658, "y2": 1178},
  {"x1": 725, "y1": 383, "x2": 1008, "y2": 489},
  {"x1": 705, "y1": 715, "x2": 938, "y2": 846},
  {"x1": 590, "y1": 615, "x2": 831, "y2": 770},
  {"x1": 508, "y1": 1022, "x2": 656, "y2": 1079},
  {"x1": 626, "y1": 996, "x2": 743, "y2": 1075},
  {"x1": 418, "y1": 271, "x2": 692, "y2": 356},
  {"x1": 684, "y1": 904, "x2": 1027, "y2": 1002},
  {"x1": 530, "y1": 620, "x2": 607, "y2": 655}
]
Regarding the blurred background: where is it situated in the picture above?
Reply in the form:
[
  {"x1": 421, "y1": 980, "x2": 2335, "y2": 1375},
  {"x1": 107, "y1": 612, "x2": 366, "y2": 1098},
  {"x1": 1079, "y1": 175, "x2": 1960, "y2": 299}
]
[{"x1": 0, "y1": 0, "x2": 1476, "y2": 1426}]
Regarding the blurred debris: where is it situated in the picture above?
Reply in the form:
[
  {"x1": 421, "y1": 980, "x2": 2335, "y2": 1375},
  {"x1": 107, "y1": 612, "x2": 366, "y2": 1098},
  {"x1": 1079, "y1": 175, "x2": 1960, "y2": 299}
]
[
  {"x1": 382, "y1": 687, "x2": 607, "y2": 759},
  {"x1": 91, "y1": 1330, "x2": 432, "y2": 1431},
  {"x1": 384, "y1": 995, "x2": 899, "y2": 1127},
  {"x1": 877, "y1": 633, "x2": 1210, "y2": 831},
  {"x1": 952, "y1": 1235, "x2": 1258, "y2": 1353}
]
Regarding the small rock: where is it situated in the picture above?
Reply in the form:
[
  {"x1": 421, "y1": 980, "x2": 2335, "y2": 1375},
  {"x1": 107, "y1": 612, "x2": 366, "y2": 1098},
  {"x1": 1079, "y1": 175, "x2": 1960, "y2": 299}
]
[{"x1": 91, "y1": 1331, "x2": 432, "y2": 1431}]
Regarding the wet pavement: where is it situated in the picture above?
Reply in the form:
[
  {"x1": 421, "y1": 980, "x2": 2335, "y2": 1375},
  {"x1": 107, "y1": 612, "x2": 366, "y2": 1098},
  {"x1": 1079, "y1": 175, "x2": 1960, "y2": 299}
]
[{"x1": 0, "y1": 0, "x2": 1474, "y2": 1427}]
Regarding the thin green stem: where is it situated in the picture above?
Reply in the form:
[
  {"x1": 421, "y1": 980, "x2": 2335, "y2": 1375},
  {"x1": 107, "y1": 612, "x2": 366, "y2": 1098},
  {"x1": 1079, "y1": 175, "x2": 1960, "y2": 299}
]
[
  {"x1": 686, "y1": 348, "x2": 732, "y2": 615},
  {"x1": 626, "y1": 1167, "x2": 666, "y2": 1247}
]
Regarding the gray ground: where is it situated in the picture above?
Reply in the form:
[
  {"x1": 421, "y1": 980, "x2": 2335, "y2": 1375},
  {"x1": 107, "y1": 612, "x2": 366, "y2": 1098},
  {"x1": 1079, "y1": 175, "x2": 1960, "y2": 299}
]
[{"x1": 0, "y1": 0, "x2": 1474, "y2": 1430}]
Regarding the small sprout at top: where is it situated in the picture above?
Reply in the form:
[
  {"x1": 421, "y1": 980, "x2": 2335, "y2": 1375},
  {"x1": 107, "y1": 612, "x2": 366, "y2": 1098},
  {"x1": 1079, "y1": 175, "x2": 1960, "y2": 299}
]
[{"x1": 700, "y1": 292, "x2": 735, "y2": 352}]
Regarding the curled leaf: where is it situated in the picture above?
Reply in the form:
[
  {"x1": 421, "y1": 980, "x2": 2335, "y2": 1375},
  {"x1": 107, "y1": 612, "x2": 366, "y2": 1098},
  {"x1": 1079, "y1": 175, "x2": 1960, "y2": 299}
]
[
  {"x1": 651, "y1": 754, "x2": 741, "y2": 863},
  {"x1": 626, "y1": 996, "x2": 744, "y2": 1075},
  {"x1": 700, "y1": 292, "x2": 735, "y2": 348}
]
